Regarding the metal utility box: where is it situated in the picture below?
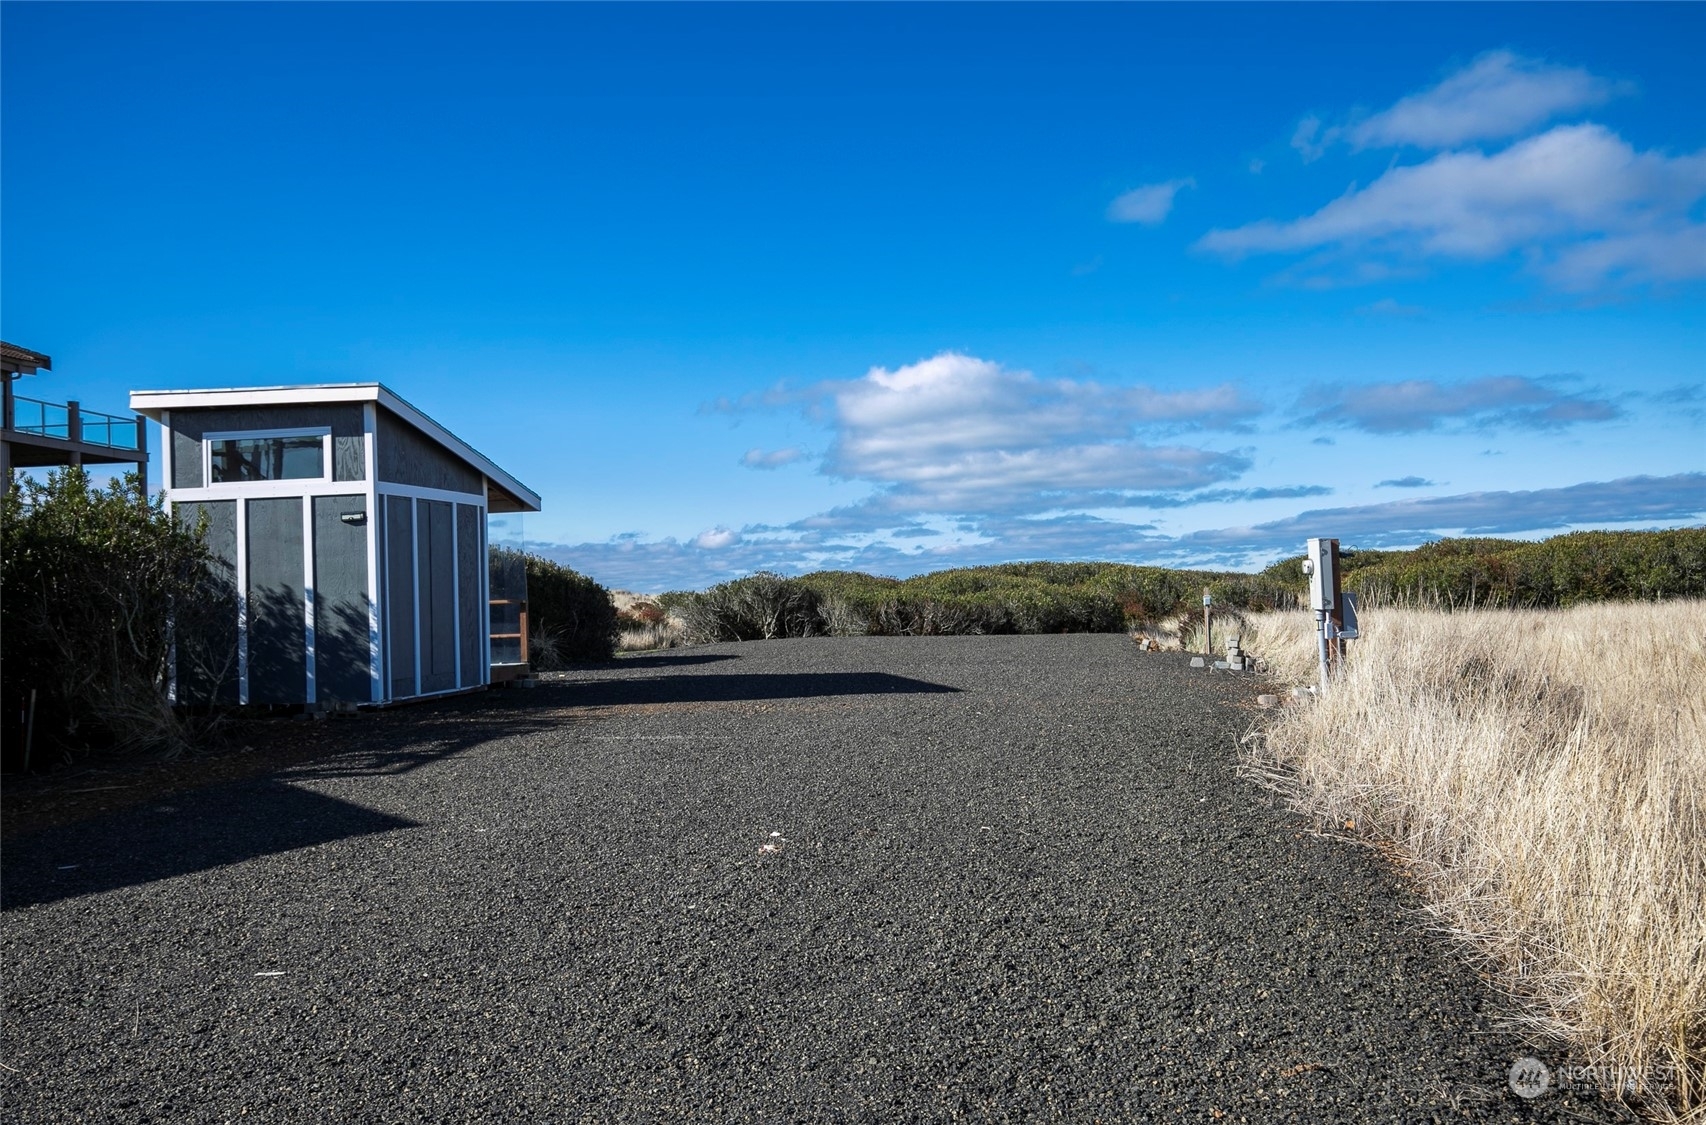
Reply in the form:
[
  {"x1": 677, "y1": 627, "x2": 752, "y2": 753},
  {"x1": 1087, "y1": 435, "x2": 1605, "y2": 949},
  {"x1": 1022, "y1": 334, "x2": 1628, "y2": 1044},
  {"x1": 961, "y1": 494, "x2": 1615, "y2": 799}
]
[
  {"x1": 131, "y1": 383, "x2": 541, "y2": 706},
  {"x1": 1304, "y1": 536, "x2": 1339, "y2": 612}
]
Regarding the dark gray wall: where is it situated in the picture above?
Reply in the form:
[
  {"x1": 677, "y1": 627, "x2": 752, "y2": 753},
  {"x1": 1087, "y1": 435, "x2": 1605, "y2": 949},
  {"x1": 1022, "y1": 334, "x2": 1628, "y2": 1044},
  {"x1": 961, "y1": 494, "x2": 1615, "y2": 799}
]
[
  {"x1": 247, "y1": 497, "x2": 306, "y2": 704},
  {"x1": 457, "y1": 503, "x2": 482, "y2": 687},
  {"x1": 313, "y1": 496, "x2": 372, "y2": 705},
  {"x1": 170, "y1": 405, "x2": 366, "y2": 488},
  {"x1": 417, "y1": 500, "x2": 457, "y2": 694},
  {"x1": 174, "y1": 501, "x2": 240, "y2": 704},
  {"x1": 384, "y1": 497, "x2": 416, "y2": 699},
  {"x1": 376, "y1": 408, "x2": 483, "y2": 494}
]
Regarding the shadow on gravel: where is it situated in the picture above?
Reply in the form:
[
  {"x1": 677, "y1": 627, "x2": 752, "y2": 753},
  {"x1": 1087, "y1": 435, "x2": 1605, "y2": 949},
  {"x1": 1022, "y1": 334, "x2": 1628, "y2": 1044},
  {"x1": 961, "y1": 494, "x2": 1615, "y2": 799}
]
[
  {"x1": 2, "y1": 780, "x2": 417, "y2": 910},
  {"x1": 555, "y1": 671, "x2": 960, "y2": 708},
  {"x1": 608, "y1": 652, "x2": 742, "y2": 668},
  {"x1": 273, "y1": 711, "x2": 572, "y2": 781}
]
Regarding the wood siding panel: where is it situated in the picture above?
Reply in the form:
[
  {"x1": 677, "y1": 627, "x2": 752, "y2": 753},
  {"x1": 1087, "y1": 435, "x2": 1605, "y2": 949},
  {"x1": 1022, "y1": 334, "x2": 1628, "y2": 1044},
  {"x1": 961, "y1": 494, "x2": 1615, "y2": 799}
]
[
  {"x1": 417, "y1": 500, "x2": 457, "y2": 694},
  {"x1": 168, "y1": 404, "x2": 366, "y2": 486},
  {"x1": 313, "y1": 496, "x2": 372, "y2": 705},
  {"x1": 457, "y1": 504, "x2": 482, "y2": 686},
  {"x1": 246, "y1": 497, "x2": 306, "y2": 704},
  {"x1": 385, "y1": 497, "x2": 417, "y2": 699},
  {"x1": 375, "y1": 408, "x2": 483, "y2": 494}
]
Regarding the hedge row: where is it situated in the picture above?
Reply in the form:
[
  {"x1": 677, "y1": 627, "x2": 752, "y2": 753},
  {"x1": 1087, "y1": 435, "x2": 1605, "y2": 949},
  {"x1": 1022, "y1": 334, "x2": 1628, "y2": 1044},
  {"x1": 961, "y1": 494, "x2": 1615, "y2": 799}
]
[
  {"x1": 662, "y1": 529, "x2": 1705, "y2": 643},
  {"x1": 1259, "y1": 529, "x2": 1706, "y2": 609},
  {"x1": 661, "y1": 561, "x2": 1302, "y2": 642}
]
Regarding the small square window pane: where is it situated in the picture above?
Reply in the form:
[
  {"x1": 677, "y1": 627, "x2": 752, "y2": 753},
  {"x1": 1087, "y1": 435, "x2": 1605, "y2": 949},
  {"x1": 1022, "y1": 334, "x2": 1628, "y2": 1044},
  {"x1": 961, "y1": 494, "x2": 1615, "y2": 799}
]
[{"x1": 210, "y1": 436, "x2": 325, "y2": 482}]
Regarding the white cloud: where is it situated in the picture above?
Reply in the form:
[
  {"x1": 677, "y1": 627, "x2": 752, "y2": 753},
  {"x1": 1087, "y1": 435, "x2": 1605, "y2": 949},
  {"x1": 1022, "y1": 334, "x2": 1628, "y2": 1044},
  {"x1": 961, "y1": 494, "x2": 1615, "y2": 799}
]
[
  {"x1": 1349, "y1": 50, "x2": 1621, "y2": 150},
  {"x1": 691, "y1": 527, "x2": 739, "y2": 550},
  {"x1": 813, "y1": 353, "x2": 1260, "y2": 517},
  {"x1": 1199, "y1": 124, "x2": 1706, "y2": 289},
  {"x1": 740, "y1": 447, "x2": 804, "y2": 470},
  {"x1": 1107, "y1": 178, "x2": 1195, "y2": 224}
]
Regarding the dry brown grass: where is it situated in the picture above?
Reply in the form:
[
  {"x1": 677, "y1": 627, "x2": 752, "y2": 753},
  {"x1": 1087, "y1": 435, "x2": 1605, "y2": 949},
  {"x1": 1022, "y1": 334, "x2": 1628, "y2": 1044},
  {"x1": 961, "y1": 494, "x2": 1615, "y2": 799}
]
[
  {"x1": 615, "y1": 617, "x2": 688, "y2": 652},
  {"x1": 1240, "y1": 602, "x2": 1706, "y2": 1118}
]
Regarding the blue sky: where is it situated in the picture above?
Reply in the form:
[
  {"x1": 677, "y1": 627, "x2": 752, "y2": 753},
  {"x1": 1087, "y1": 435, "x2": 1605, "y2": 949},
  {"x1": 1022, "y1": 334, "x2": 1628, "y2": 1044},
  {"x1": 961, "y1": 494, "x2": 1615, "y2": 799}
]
[{"x1": 4, "y1": 2, "x2": 1703, "y2": 590}]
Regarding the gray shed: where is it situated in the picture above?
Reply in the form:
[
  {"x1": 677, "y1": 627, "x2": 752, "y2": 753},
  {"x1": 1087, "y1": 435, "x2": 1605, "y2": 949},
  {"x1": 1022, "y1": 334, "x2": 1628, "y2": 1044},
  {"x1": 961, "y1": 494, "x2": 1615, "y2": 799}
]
[{"x1": 130, "y1": 383, "x2": 541, "y2": 707}]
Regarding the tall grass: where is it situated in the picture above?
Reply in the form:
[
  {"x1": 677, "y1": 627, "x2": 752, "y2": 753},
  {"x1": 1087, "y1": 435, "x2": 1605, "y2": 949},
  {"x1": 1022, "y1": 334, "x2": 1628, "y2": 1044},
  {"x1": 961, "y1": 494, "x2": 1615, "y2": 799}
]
[{"x1": 1242, "y1": 603, "x2": 1705, "y2": 1116}]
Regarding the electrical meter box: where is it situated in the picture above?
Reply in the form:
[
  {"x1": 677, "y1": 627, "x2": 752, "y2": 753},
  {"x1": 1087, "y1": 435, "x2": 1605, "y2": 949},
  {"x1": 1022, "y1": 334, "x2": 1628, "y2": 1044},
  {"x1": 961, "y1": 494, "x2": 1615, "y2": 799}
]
[{"x1": 1304, "y1": 537, "x2": 1340, "y2": 612}]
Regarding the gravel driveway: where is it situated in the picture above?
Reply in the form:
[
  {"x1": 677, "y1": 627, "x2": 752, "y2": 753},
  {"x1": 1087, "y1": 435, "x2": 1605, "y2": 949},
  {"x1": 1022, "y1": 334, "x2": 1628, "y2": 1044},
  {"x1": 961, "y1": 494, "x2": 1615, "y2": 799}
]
[{"x1": 2, "y1": 636, "x2": 1617, "y2": 1122}]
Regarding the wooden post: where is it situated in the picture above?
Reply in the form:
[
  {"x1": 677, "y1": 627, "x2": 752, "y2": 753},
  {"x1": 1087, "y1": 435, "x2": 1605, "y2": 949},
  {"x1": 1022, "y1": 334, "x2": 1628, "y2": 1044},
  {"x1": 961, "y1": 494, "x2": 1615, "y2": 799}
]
[{"x1": 1202, "y1": 586, "x2": 1212, "y2": 657}]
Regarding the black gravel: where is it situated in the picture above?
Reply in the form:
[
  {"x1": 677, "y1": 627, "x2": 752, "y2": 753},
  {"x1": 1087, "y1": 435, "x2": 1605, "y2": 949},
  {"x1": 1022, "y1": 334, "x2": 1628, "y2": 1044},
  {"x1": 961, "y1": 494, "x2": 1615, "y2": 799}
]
[{"x1": 2, "y1": 636, "x2": 1620, "y2": 1122}]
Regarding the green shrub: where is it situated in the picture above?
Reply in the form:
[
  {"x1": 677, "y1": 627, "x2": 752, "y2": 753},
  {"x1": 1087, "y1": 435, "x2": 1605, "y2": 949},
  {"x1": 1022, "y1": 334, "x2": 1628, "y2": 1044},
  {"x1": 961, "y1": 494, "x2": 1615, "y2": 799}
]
[
  {"x1": 678, "y1": 571, "x2": 821, "y2": 642},
  {"x1": 492, "y1": 548, "x2": 617, "y2": 665},
  {"x1": 660, "y1": 529, "x2": 1702, "y2": 647},
  {"x1": 1, "y1": 468, "x2": 227, "y2": 763}
]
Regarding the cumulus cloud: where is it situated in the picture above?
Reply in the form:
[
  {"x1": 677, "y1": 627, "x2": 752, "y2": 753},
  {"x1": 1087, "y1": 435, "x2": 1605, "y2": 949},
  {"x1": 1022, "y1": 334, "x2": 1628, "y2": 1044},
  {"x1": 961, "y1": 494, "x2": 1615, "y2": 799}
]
[
  {"x1": 1348, "y1": 50, "x2": 1622, "y2": 150},
  {"x1": 1299, "y1": 375, "x2": 1620, "y2": 433},
  {"x1": 1375, "y1": 476, "x2": 1437, "y2": 489},
  {"x1": 740, "y1": 447, "x2": 805, "y2": 470},
  {"x1": 1107, "y1": 178, "x2": 1195, "y2": 224},
  {"x1": 808, "y1": 353, "x2": 1262, "y2": 517},
  {"x1": 1199, "y1": 124, "x2": 1706, "y2": 289}
]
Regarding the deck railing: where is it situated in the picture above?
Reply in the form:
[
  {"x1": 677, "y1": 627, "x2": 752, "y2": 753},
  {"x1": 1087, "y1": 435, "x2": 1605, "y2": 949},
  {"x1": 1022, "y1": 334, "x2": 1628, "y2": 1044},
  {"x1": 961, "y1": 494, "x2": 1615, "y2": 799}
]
[{"x1": 7, "y1": 395, "x2": 142, "y2": 451}]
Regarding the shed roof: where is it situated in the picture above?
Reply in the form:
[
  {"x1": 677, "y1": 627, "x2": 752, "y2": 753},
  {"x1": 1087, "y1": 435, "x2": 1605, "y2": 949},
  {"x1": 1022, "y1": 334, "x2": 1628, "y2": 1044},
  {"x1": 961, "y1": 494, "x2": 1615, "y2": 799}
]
[{"x1": 129, "y1": 383, "x2": 541, "y2": 513}]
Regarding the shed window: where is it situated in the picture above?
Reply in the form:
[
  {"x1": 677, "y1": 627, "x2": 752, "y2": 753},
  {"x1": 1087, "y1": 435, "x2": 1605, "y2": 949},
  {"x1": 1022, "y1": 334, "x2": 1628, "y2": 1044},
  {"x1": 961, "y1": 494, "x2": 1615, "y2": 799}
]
[{"x1": 209, "y1": 434, "x2": 327, "y2": 482}]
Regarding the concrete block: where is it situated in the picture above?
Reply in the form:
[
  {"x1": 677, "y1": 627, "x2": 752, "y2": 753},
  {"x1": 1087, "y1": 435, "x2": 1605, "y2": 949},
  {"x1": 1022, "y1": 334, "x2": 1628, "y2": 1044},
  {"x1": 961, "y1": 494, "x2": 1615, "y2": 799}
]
[
  {"x1": 1189, "y1": 656, "x2": 1206, "y2": 668},
  {"x1": 1257, "y1": 694, "x2": 1280, "y2": 707}
]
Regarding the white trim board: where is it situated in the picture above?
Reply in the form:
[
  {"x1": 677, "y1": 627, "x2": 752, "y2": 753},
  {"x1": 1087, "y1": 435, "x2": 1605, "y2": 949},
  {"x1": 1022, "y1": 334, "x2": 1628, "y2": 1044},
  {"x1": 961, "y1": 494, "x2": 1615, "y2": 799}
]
[
  {"x1": 364, "y1": 402, "x2": 382, "y2": 704},
  {"x1": 303, "y1": 499, "x2": 317, "y2": 704},
  {"x1": 167, "y1": 481, "x2": 368, "y2": 503},
  {"x1": 375, "y1": 482, "x2": 487, "y2": 506}
]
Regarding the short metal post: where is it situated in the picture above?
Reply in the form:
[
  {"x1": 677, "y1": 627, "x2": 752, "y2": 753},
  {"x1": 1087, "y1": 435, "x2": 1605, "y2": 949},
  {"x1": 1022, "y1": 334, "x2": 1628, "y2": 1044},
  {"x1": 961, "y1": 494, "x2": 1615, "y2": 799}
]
[{"x1": 1316, "y1": 611, "x2": 1330, "y2": 693}]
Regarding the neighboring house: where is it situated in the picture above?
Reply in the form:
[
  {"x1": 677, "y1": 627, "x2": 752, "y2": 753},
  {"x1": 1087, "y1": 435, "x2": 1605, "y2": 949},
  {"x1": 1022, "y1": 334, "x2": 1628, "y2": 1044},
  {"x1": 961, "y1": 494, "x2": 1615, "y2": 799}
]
[
  {"x1": 2, "y1": 341, "x2": 148, "y2": 487},
  {"x1": 129, "y1": 383, "x2": 541, "y2": 707}
]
